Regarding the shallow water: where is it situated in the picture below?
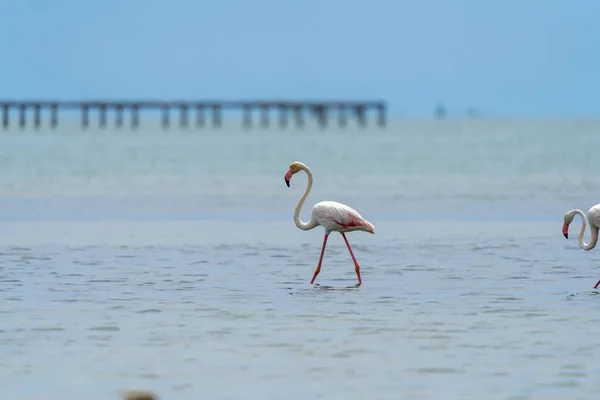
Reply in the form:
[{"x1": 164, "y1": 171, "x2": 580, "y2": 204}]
[{"x1": 2, "y1": 120, "x2": 600, "y2": 399}]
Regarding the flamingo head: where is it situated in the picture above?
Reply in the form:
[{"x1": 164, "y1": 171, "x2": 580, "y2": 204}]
[
  {"x1": 563, "y1": 211, "x2": 576, "y2": 239},
  {"x1": 284, "y1": 162, "x2": 304, "y2": 187}
]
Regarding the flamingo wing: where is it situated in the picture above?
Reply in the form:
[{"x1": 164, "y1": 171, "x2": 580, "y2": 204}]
[{"x1": 313, "y1": 201, "x2": 374, "y2": 233}]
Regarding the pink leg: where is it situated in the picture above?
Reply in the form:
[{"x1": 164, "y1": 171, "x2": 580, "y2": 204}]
[
  {"x1": 341, "y1": 233, "x2": 362, "y2": 285},
  {"x1": 311, "y1": 234, "x2": 329, "y2": 284},
  {"x1": 594, "y1": 279, "x2": 600, "y2": 289}
]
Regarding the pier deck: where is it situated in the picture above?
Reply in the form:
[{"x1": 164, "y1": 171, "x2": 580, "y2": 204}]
[{"x1": 0, "y1": 100, "x2": 387, "y2": 130}]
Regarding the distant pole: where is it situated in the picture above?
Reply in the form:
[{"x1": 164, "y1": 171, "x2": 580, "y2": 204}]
[{"x1": 434, "y1": 102, "x2": 446, "y2": 119}]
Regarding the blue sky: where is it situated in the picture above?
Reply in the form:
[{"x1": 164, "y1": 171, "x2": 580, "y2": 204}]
[{"x1": 1, "y1": 0, "x2": 599, "y2": 117}]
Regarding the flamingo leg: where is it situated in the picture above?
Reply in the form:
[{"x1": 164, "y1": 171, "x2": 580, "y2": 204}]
[
  {"x1": 341, "y1": 232, "x2": 362, "y2": 285},
  {"x1": 594, "y1": 279, "x2": 600, "y2": 289},
  {"x1": 310, "y1": 233, "x2": 329, "y2": 284}
]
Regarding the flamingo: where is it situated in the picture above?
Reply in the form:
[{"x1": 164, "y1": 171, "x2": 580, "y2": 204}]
[
  {"x1": 284, "y1": 161, "x2": 375, "y2": 286},
  {"x1": 562, "y1": 204, "x2": 600, "y2": 288}
]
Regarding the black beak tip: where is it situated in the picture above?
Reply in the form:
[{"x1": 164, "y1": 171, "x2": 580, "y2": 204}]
[
  {"x1": 563, "y1": 233, "x2": 568, "y2": 239},
  {"x1": 285, "y1": 179, "x2": 290, "y2": 187}
]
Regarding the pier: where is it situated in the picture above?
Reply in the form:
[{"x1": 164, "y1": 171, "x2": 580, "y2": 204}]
[{"x1": 0, "y1": 100, "x2": 387, "y2": 130}]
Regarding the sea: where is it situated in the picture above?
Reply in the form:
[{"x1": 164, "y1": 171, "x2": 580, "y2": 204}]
[{"x1": 1, "y1": 118, "x2": 600, "y2": 400}]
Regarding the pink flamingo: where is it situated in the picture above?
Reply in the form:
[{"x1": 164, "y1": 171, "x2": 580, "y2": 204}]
[
  {"x1": 563, "y1": 204, "x2": 600, "y2": 288},
  {"x1": 284, "y1": 161, "x2": 375, "y2": 286}
]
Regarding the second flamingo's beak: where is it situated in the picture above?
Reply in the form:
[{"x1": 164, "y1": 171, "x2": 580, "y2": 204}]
[
  {"x1": 284, "y1": 169, "x2": 293, "y2": 187},
  {"x1": 562, "y1": 222, "x2": 569, "y2": 239}
]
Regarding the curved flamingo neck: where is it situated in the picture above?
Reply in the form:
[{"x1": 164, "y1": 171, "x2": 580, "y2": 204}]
[
  {"x1": 294, "y1": 164, "x2": 318, "y2": 231},
  {"x1": 573, "y1": 209, "x2": 599, "y2": 251}
]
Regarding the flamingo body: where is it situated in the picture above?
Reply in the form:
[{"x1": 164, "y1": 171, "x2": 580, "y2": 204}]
[
  {"x1": 311, "y1": 201, "x2": 375, "y2": 234},
  {"x1": 284, "y1": 161, "x2": 374, "y2": 286},
  {"x1": 562, "y1": 204, "x2": 600, "y2": 288},
  {"x1": 586, "y1": 205, "x2": 600, "y2": 231}
]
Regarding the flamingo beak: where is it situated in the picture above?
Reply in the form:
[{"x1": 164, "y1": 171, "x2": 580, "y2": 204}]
[
  {"x1": 562, "y1": 222, "x2": 569, "y2": 239},
  {"x1": 284, "y1": 169, "x2": 293, "y2": 187}
]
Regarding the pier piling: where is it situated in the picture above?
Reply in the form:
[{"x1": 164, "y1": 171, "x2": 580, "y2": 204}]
[
  {"x1": 131, "y1": 104, "x2": 139, "y2": 129},
  {"x1": 82, "y1": 104, "x2": 89, "y2": 128},
  {"x1": 196, "y1": 105, "x2": 205, "y2": 128},
  {"x1": 19, "y1": 104, "x2": 26, "y2": 129},
  {"x1": 211, "y1": 104, "x2": 221, "y2": 128},
  {"x1": 99, "y1": 104, "x2": 107, "y2": 128},
  {"x1": 34, "y1": 104, "x2": 41, "y2": 129},
  {"x1": 115, "y1": 104, "x2": 124, "y2": 128},
  {"x1": 180, "y1": 104, "x2": 188, "y2": 128},
  {"x1": 50, "y1": 104, "x2": 58, "y2": 128},
  {"x1": 161, "y1": 105, "x2": 170, "y2": 129},
  {"x1": 2, "y1": 104, "x2": 8, "y2": 128}
]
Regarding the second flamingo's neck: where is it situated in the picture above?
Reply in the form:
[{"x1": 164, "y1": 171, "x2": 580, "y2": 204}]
[
  {"x1": 294, "y1": 165, "x2": 318, "y2": 231},
  {"x1": 574, "y1": 209, "x2": 599, "y2": 251}
]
